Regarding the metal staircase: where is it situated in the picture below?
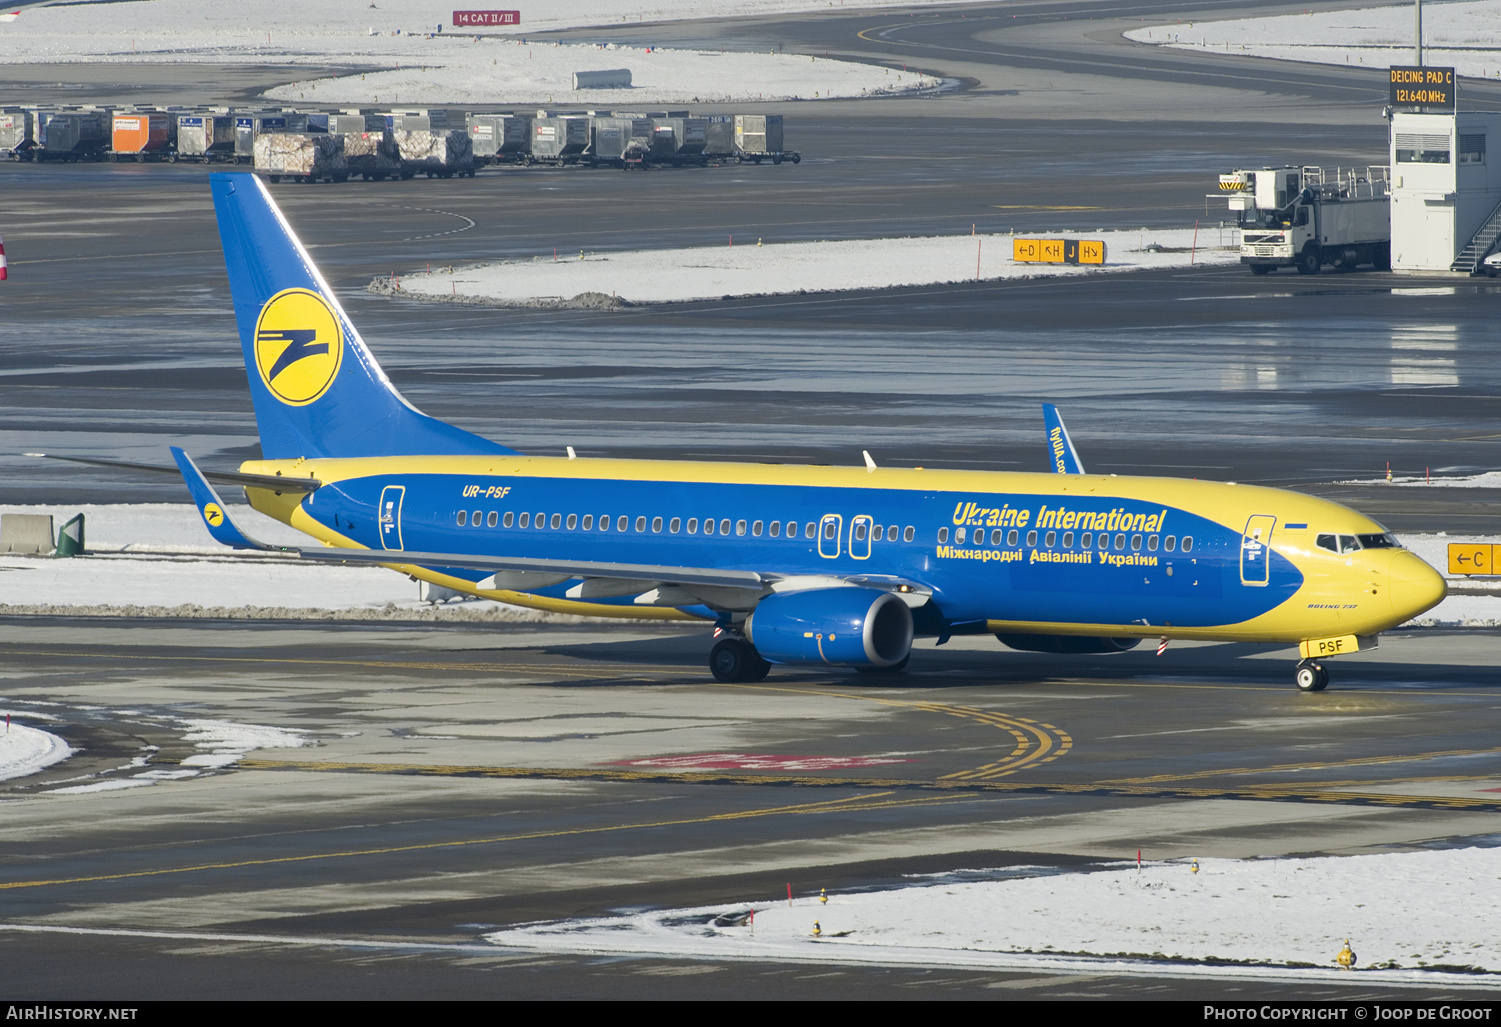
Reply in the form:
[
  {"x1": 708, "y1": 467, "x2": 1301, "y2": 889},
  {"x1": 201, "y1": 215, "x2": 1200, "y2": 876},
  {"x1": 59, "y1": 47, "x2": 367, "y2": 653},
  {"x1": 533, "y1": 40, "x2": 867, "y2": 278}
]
[{"x1": 1451, "y1": 197, "x2": 1501, "y2": 274}]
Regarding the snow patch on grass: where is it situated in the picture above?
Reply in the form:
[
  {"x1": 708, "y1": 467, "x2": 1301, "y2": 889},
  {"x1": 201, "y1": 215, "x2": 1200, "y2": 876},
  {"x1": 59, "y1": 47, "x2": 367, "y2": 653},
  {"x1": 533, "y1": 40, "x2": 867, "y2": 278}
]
[
  {"x1": 487, "y1": 848, "x2": 1501, "y2": 981},
  {"x1": 385, "y1": 229, "x2": 1239, "y2": 307}
]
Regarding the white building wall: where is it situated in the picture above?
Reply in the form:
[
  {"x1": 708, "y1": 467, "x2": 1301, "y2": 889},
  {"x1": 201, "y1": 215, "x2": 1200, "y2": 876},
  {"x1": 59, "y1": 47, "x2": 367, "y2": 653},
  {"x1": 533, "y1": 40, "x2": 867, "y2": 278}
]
[{"x1": 1391, "y1": 111, "x2": 1501, "y2": 271}]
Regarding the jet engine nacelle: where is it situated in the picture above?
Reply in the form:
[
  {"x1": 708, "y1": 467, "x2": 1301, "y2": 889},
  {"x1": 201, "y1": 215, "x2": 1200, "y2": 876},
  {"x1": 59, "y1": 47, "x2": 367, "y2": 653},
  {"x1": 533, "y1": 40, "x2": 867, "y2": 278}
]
[
  {"x1": 995, "y1": 633, "x2": 1141, "y2": 654},
  {"x1": 746, "y1": 587, "x2": 914, "y2": 668}
]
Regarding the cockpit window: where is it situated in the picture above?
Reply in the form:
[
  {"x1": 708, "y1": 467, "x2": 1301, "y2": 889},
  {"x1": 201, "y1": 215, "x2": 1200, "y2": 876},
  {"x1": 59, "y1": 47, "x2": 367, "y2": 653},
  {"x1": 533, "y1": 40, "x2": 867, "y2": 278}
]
[
  {"x1": 1358, "y1": 533, "x2": 1399, "y2": 549},
  {"x1": 1316, "y1": 533, "x2": 1367, "y2": 554}
]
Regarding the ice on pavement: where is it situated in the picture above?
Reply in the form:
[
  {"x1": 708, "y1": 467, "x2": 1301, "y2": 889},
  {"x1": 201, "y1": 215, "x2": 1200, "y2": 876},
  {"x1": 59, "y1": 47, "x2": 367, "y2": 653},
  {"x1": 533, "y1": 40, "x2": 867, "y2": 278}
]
[
  {"x1": 487, "y1": 847, "x2": 1501, "y2": 980},
  {"x1": 0, "y1": 0, "x2": 952, "y2": 105},
  {"x1": 1125, "y1": 1, "x2": 1501, "y2": 81},
  {"x1": 385, "y1": 228, "x2": 1240, "y2": 307},
  {"x1": 0, "y1": 719, "x2": 73, "y2": 782}
]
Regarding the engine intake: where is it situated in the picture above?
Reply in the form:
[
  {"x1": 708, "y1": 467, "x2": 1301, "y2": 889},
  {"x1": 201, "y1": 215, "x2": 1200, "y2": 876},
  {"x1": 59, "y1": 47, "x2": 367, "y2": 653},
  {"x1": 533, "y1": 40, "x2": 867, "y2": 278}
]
[{"x1": 746, "y1": 587, "x2": 913, "y2": 668}]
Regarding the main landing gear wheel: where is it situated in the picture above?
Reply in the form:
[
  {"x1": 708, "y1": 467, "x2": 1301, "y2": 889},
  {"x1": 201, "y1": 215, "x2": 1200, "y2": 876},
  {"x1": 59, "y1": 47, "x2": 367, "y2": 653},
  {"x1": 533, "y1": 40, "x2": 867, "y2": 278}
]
[
  {"x1": 1294, "y1": 661, "x2": 1329, "y2": 692},
  {"x1": 709, "y1": 638, "x2": 770, "y2": 682}
]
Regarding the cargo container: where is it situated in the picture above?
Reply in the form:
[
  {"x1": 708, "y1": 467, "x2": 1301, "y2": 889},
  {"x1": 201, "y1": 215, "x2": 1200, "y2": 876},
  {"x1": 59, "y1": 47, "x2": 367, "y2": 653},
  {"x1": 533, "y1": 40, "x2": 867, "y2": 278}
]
[
  {"x1": 647, "y1": 116, "x2": 708, "y2": 164},
  {"x1": 110, "y1": 112, "x2": 174, "y2": 161},
  {"x1": 588, "y1": 116, "x2": 651, "y2": 168},
  {"x1": 0, "y1": 110, "x2": 32, "y2": 160},
  {"x1": 341, "y1": 129, "x2": 400, "y2": 180},
  {"x1": 392, "y1": 128, "x2": 474, "y2": 178},
  {"x1": 253, "y1": 132, "x2": 347, "y2": 183},
  {"x1": 467, "y1": 113, "x2": 531, "y2": 163},
  {"x1": 385, "y1": 109, "x2": 466, "y2": 132},
  {"x1": 733, "y1": 114, "x2": 798, "y2": 164},
  {"x1": 326, "y1": 113, "x2": 385, "y2": 135},
  {"x1": 176, "y1": 114, "x2": 236, "y2": 161},
  {"x1": 704, "y1": 114, "x2": 734, "y2": 157},
  {"x1": 530, "y1": 116, "x2": 589, "y2": 162},
  {"x1": 236, "y1": 113, "x2": 310, "y2": 162},
  {"x1": 33, "y1": 109, "x2": 108, "y2": 161}
]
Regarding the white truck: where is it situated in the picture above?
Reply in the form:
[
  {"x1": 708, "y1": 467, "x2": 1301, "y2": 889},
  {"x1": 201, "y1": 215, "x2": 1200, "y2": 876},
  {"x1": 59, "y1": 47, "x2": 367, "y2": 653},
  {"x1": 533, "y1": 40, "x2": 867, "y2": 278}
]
[{"x1": 1220, "y1": 166, "x2": 1391, "y2": 275}]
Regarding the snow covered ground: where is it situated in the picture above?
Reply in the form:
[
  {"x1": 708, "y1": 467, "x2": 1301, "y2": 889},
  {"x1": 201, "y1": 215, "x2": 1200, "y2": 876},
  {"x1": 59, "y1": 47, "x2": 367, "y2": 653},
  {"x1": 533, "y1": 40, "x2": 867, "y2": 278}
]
[
  {"x1": 487, "y1": 847, "x2": 1501, "y2": 981},
  {"x1": 0, "y1": 0, "x2": 951, "y2": 105},
  {"x1": 1, "y1": 504, "x2": 1495, "y2": 626},
  {"x1": 0, "y1": 719, "x2": 72, "y2": 782},
  {"x1": 384, "y1": 228, "x2": 1240, "y2": 307},
  {"x1": 1125, "y1": 1, "x2": 1501, "y2": 81},
  {"x1": 0, "y1": 503, "x2": 592, "y2": 620}
]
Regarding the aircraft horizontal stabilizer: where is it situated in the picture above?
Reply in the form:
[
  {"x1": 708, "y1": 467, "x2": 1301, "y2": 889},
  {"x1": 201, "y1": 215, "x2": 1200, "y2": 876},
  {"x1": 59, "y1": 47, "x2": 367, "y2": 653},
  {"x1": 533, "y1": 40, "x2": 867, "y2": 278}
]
[{"x1": 30, "y1": 452, "x2": 321, "y2": 493}]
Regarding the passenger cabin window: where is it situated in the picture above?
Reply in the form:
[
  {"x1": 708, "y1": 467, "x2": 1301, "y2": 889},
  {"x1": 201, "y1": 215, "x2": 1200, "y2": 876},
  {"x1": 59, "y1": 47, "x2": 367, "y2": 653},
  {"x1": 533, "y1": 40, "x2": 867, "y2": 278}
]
[
  {"x1": 617, "y1": 515, "x2": 628, "y2": 532},
  {"x1": 472, "y1": 509, "x2": 482, "y2": 525},
  {"x1": 854, "y1": 522, "x2": 867, "y2": 541},
  {"x1": 582, "y1": 514, "x2": 593, "y2": 530},
  {"x1": 566, "y1": 514, "x2": 577, "y2": 530},
  {"x1": 769, "y1": 520, "x2": 780, "y2": 537},
  {"x1": 1114, "y1": 533, "x2": 1126, "y2": 550},
  {"x1": 504, "y1": 512, "x2": 514, "y2": 528},
  {"x1": 1164, "y1": 535, "x2": 1175, "y2": 552},
  {"x1": 670, "y1": 517, "x2": 681, "y2": 533},
  {"x1": 938, "y1": 527, "x2": 950, "y2": 543},
  {"x1": 457, "y1": 510, "x2": 467, "y2": 526},
  {"x1": 1182, "y1": 536, "x2": 1194, "y2": 552},
  {"x1": 488, "y1": 511, "x2": 498, "y2": 527},
  {"x1": 752, "y1": 520, "x2": 763, "y2": 536},
  {"x1": 704, "y1": 519, "x2": 715, "y2": 536},
  {"x1": 1026, "y1": 530, "x2": 1037, "y2": 547},
  {"x1": 1147, "y1": 534, "x2": 1158, "y2": 551},
  {"x1": 599, "y1": 514, "x2": 610, "y2": 531},
  {"x1": 535, "y1": 512, "x2": 545, "y2": 528},
  {"x1": 1045, "y1": 531, "x2": 1056, "y2": 547},
  {"x1": 652, "y1": 516, "x2": 663, "y2": 532},
  {"x1": 1080, "y1": 532, "x2": 1091, "y2": 548},
  {"x1": 1009, "y1": 529, "x2": 1020, "y2": 546},
  {"x1": 805, "y1": 522, "x2": 816, "y2": 539},
  {"x1": 1062, "y1": 531, "x2": 1074, "y2": 547},
  {"x1": 903, "y1": 526, "x2": 915, "y2": 542},
  {"x1": 720, "y1": 518, "x2": 732, "y2": 536},
  {"x1": 551, "y1": 514, "x2": 561, "y2": 529},
  {"x1": 519, "y1": 512, "x2": 530, "y2": 528},
  {"x1": 824, "y1": 520, "x2": 839, "y2": 540},
  {"x1": 736, "y1": 520, "x2": 747, "y2": 536},
  {"x1": 636, "y1": 516, "x2": 647, "y2": 532},
  {"x1": 687, "y1": 518, "x2": 698, "y2": 534},
  {"x1": 1131, "y1": 534, "x2": 1142, "y2": 551}
]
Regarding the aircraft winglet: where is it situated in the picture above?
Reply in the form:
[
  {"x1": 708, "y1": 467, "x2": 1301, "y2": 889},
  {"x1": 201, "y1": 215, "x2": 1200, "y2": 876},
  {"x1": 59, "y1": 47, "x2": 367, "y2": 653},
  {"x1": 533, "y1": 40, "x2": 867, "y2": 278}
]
[
  {"x1": 170, "y1": 446, "x2": 292, "y2": 551},
  {"x1": 1042, "y1": 403, "x2": 1085, "y2": 475}
]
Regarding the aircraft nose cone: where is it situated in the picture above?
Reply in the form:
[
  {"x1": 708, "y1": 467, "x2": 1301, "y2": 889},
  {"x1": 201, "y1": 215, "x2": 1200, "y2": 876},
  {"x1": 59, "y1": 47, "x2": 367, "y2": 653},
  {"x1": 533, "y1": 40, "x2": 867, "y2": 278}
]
[{"x1": 1390, "y1": 550, "x2": 1447, "y2": 623}]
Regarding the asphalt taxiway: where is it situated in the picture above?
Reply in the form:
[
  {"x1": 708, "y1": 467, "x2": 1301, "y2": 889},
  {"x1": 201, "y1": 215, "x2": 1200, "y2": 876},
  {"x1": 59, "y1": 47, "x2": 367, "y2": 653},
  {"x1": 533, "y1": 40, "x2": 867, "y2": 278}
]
[
  {"x1": 2, "y1": 618, "x2": 1500, "y2": 999},
  {"x1": 3, "y1": 0, "x2": 1501, "y2": 1000}
]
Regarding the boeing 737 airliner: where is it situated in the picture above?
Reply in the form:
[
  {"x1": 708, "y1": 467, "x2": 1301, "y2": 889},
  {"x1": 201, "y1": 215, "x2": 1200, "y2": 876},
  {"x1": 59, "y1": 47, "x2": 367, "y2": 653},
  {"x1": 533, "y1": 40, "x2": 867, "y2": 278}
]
[{"x1": 48, "y1": 174, "x2": 1448, "y2": 691}]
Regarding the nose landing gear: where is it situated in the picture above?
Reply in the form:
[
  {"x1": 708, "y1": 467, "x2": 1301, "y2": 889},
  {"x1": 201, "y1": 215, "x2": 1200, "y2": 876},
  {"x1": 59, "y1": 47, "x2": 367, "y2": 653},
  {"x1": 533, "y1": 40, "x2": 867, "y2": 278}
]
[
  {"x1": 710, "y1": 634, "x2": 771, "y2": 683},
  {"x1": 1294, "y1": 660, "x2": 1329, "y2": 692}
]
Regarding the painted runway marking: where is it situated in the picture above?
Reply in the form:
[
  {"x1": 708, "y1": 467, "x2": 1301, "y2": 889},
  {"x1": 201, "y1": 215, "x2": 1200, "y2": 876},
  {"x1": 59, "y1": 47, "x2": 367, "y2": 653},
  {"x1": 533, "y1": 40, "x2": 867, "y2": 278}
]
[{"x1": 605, "y1": 754, "x2": 914, "y2": 771}]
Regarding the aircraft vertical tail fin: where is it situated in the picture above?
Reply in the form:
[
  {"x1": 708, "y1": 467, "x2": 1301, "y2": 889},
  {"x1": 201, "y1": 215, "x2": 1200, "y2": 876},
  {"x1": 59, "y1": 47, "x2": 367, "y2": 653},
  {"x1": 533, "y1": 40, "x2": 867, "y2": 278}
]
[
  {"x1": 1042, "y1": 403, "x2": 1085, "y2": 474},
  {"x1": 211, "y1": 172, "x2": 514, "y2": 460}
]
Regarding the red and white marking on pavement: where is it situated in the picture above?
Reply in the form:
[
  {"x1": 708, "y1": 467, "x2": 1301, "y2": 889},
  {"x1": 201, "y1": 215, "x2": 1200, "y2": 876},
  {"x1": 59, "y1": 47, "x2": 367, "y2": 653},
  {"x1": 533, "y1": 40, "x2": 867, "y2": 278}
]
[{"x1": 604, "y1": 753, "x2": 913, "y2": 772}]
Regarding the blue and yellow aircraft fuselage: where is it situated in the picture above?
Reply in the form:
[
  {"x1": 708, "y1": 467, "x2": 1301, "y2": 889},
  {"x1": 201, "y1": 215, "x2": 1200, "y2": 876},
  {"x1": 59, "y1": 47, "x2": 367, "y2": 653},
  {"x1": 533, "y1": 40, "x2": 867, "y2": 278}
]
[{"x1": 147, "y1": 175, "x2": 1448, "y2": 691}]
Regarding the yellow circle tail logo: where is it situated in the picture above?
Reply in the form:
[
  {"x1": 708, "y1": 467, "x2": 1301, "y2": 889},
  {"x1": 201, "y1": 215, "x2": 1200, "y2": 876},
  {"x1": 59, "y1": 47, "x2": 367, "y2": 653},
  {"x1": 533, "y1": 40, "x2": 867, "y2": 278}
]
[
  {"x1": 203, "y1": 503, "x2": 224, "y2": 527},
  {"x1": 253, "y1": 288, "x2": 344, "y2": 406}
]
